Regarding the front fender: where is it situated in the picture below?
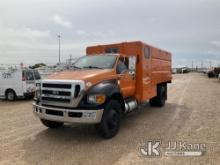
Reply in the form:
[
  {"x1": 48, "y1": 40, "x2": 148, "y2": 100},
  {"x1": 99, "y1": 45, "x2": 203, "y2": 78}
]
[
  {"x1": 87, "y1": 80, "x2": 120, "y2": 98},
  {"x1": 78, "y1": 80, "x2": 123, "y2": 109}
]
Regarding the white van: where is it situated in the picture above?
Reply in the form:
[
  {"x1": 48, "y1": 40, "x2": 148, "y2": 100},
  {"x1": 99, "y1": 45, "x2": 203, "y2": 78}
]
[{"x1": 0, "y1": 68, "x2": 41, "y2": 101}]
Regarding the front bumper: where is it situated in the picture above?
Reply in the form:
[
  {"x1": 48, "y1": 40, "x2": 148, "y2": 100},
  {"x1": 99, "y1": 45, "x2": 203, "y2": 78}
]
[{"x1": 33, "y1": 103, "x2": 104, "y2": 124}]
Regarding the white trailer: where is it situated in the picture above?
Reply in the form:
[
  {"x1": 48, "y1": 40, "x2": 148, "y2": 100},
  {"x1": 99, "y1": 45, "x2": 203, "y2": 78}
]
[{"x1": 0, "y1": 68, "x2": 41, "y2": 101}]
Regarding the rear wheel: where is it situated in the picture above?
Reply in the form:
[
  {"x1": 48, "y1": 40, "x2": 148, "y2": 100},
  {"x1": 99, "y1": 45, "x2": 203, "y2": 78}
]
[
  {"x1": 40, "y1": 119, "x2": 64, "y2": 128},
  {"x1": 6, "y1": 90, "x2": 16, "y2": 101},
  {"x1": 150, "y1": 85, "x2": 167, "y2": 107},
  {"x1": 96, "y1": 100, "x2": 121, "y2": 139}
]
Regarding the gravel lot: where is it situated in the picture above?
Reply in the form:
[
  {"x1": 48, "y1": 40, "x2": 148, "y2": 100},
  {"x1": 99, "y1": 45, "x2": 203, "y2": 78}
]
[{"x1": 0, "y1": 73, "x2": 220, "y2": 165}]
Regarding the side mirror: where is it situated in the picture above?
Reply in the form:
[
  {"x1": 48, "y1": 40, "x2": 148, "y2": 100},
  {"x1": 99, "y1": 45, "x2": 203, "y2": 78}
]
[{"x1": 128, "y1": 56, "x2": 136, "y2": 76}]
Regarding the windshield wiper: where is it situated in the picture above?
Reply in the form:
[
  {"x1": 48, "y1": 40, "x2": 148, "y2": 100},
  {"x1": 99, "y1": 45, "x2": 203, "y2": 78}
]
[{"x1": 83, "y1": 66, "x2": 103, "y2": 69}]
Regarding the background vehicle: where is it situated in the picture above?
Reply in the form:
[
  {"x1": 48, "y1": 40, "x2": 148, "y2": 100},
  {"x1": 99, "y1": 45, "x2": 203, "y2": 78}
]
[
  {"x1": 207, "y1": 67, "x2": 220, "y2": 78},
  {"x1": 214, "y1": 67, "x2": 220, "y2": 78},
  {"x1": 0, "y1": 68, "x2": 41, "y2": 101},
  {"x1": 33, "y1": 41, "x2": 172, "y2": 138},
  {"x1": 176, "y1": 67, "x2": 190, "y2": 73}
]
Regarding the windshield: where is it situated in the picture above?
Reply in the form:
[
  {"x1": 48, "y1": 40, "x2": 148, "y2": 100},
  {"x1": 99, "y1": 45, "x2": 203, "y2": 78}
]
[{"x1": 73, "y1": 55, "x2": 117, "y2": 69}]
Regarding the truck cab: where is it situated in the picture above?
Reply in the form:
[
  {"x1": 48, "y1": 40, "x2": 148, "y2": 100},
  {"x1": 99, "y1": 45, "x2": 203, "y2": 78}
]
[{"x1": 33, "y1": 41, "x2": 172, "y2": 138}]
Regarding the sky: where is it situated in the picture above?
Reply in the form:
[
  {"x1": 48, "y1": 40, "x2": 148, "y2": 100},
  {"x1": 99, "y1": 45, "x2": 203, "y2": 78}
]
[{"x1": 0, "y1": 0, "x2": 220, "y2": 68}]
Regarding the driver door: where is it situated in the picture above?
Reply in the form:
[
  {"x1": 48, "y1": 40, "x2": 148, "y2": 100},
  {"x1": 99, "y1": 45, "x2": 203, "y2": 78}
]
[{"x1": 116, "y1": 56, "x2": 136, "y2": 98}]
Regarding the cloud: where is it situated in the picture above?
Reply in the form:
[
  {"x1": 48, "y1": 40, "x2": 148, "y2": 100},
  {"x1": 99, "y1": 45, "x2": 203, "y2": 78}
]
[
  {"x1": 207, "y1": 49, "x2": 220, "y2": 56},
  {"x1": 211, "y1": 40, "x2": 220, "y2": 48},
  {"x1": 0, "y1": 0, "x2": 220, "y2": 66},
  {"x1": 75, "y1": 29, "x2": 115, "y2": 39},
  {"x1": 76, "y1": 30, "x2": 89, "y2": 37},
  {"x1": 19, "y1": 28, "x2": 51, "y2": 39},
  {"x1": 53, "y1": 15, "x2": 73, "y2": 29},
  {"x1": 0, "y1": 27, "x2": 51, "y2": 39}
]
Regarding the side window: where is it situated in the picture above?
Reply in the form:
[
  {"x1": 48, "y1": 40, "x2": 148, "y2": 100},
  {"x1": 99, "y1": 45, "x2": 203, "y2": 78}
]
[
  {"x1": 144, "y1": 47, "x2": 151, "y2": 59},
  {"x1": 116, "y1": 57, "x2": 128, "y2": 74},
  {"x1": 26, "y1": 71, "x2": 34, "y2": 81},
  {"x1": 105, "y1": 47, "x2": 119, "y2": 53},
  {"x1": 33, "y1": 70, "x2": 41, "y2": 80}
]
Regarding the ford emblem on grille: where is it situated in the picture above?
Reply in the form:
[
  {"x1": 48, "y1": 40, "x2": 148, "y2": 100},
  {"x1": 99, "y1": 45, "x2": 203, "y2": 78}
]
[{"x1": 52, "y1": 91, "x2": 59, "y2": 95}]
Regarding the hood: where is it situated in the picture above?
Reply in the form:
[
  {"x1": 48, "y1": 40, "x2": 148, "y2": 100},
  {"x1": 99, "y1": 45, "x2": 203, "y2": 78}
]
[{"x1": 46, "y1": 69, "x2": 117, "y2": 84}]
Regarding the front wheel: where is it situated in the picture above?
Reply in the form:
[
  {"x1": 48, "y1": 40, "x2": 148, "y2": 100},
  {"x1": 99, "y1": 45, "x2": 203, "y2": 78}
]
[
  {"x1": 96, "y1": 100, "x2": 121, "y2": 139},
  {"x1": 40, "y1": 119, "x2": 64, "y2": 128}
]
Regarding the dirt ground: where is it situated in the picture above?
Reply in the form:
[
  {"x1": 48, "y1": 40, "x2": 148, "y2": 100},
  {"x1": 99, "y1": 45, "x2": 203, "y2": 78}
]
[{"x1": 0, "y1": 73, "x2": 220, "y2": 165}]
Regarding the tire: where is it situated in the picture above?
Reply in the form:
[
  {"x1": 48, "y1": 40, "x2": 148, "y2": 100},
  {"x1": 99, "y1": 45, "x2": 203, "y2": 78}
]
[
  {"x1": 150, "y1": 85, "x2": 167, "y2": 107},
  {"x1": 40, "y1": 119, "x2": 64, "y2": 128},
  {"x1": 6, "y1": 90, "x2": 16, "y2": 101},
  {"x1": 96, "y1": 100, "x2": 121, "y2": 139}
]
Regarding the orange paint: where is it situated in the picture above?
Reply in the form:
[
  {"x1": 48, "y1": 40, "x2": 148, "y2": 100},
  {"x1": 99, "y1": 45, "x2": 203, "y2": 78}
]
[
  {"x1": 48, "y1": 41, "x2": 172, "y2": 103},
  {"x1": 86, "y1": 41, "x2": 172, "y2": 102}
]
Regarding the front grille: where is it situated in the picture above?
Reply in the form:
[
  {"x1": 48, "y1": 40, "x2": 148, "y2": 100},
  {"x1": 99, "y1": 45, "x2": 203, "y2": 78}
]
[
  {"x1": 42, "y1": 90, "x2": 71, "y2": 96},
  {"x1": 42, "y1": 97, "x2": 70, "y2": 103},
  {"x1": 42, "y1": 83, "x2": 72, "y2": 89},
  {"x1": 46, "y1": 109, "x2": 63, "y2": 116},
  {"x1": 40, "y1": 80, "x2": 84, "y2": 108}
]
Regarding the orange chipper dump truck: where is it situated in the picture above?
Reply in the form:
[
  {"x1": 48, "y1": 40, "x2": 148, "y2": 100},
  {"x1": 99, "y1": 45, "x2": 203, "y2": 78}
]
[{"x1": 33, "y1": 41, "x2": 172, "y2": 138}]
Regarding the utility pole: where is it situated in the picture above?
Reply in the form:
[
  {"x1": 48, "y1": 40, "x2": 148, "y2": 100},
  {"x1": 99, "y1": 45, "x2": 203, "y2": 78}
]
[
  {"x1": 69, "y1": 54, "x2": 72, "y2": 67},
  {"x1": 57, "y1": 34, "x2": 61, "y2": 64}
]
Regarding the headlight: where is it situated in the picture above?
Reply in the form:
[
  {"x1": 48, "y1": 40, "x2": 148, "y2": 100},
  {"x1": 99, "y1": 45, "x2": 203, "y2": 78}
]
[
  {"x1": 86, "y1": 82, "x2": 93, "y2": 88},
  {"x1": 87, "y1": 94, "x2": 106, "y2": 104}
]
